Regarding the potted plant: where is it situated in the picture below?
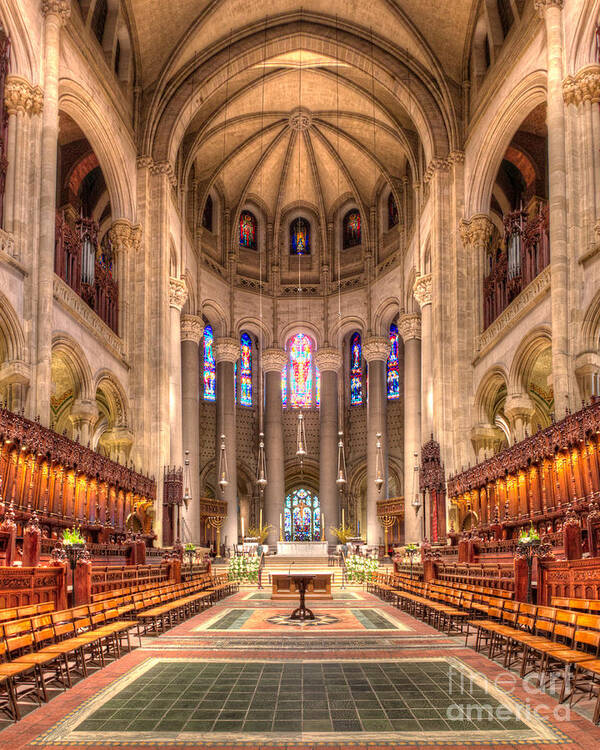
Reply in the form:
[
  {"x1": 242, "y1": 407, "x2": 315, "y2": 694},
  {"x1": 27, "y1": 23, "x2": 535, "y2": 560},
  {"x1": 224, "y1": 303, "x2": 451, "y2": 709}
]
[
  {"x1": 247, "y1": 524, "x2": 273, "y2": 544},
  {"x1": 184, "y1": 543, "x2": 196, "y2": 571},
  {"x1": 516, "y1": 524, "x2": 541, "y2": 603},
  {"x1": 61, "y1": 527, "x2": 87, "y2": 607},
  {"x1": 344, "y1": 554, "x2": 378, "y2": 584}
]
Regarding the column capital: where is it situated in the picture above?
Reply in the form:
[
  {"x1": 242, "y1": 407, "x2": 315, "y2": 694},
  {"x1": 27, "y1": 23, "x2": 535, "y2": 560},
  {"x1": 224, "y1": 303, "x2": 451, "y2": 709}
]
[
  {"x1": 424, "y1": 157, "x2": 450, "y2": 184},
  {"x1": 397, "y1": 313, "x2": 421, "y2": 341},
  {"x1": 459, "y1": 214, "x2": 495, "y2": 249},
  {"x1": 214, "y1": 337, "x2": 239, "y2": 364},
  {"x1": 503, "y1": 393, "x2": 536, "y2": 421},
  {"x1": 4, "y1": 76, "x2": 43, "y2": 116},
  {"x1": 363, "y1": 336, "x2": 390, "y2": 362},
  {"x1": 413, "y1": 273, "x2": 432, "y2": 309},
  {"x1": 180, "y1": 314, "x2": 203, "y2": 343},
  {"x1": 534, "y1": 0, "x2": 563, "y2": 14},
  {"x1": 41, "y1": 0, "x2": 71, "y2": 22},
  {"x1": 69, "y1": 398, "x2": 98, "y2": 424},
  {"x1": 151, "y1": 160, "x2": 177, "y2": 187},
  {"x1": 168, "y1": 277, "x2": 188, "y2": 311},
  {"x1": 563, "y1": 64, "x2": 600, "y2": 106},
  {"x1": 262, "y1": 348, "x2": 287, "y2": 372},
  {"x1": 108, "y1": 219, "x2": 142, "y2": 253},
  {"x1": 315, "y1": 348, "x2": 342, "y2": 372}
]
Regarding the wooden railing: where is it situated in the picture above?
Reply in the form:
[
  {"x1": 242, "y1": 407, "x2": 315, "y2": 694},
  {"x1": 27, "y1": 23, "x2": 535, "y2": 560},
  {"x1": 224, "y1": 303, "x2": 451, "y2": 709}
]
[
  {"x1": 434, "y1": 562, "x2": 514, "y2": 591},
  {"x1": 483, "y1": 199, "x2": 549, "y2": 328},
  {"x1": 0, "y1": 565, "x2": 64, "y2": 609},
  {"x1": 91, "y1": 564, "x2": 168, "y2": 594},
  {"x1": 538, "y1": 557, "x2": 600, "y2": 604}
]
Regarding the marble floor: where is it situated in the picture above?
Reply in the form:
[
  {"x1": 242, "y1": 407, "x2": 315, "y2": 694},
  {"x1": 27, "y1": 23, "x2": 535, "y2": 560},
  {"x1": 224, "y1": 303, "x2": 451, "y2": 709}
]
[{"x1": 0, "y1": 587, "x2": 598, "y2": 749}]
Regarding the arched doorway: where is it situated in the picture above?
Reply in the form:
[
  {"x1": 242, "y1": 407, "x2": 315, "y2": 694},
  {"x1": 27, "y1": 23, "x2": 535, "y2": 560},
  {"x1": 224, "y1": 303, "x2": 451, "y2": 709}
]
[{"x1": 284, "y1": 488, "x2": 321, "y2": 541}]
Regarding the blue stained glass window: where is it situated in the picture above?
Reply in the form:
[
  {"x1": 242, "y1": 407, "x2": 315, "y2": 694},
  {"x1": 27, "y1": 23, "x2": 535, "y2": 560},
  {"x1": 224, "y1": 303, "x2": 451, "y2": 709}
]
[
  {"x1": 343, "y1": 209, "x2": 361, "y2": 249},
  {"x1": 350, "y1": 332, "x2": 363, "y2": 404},
  {"x1": 239, "y1": 210, "x2": 257, "y2": 249},
  {"x1": 203, "y1": 325, "x2": 216, "y2": 401},
  {"x1": 240, "y1": 333, "x2": 252, "y2": 406},
  {"x1": 281, "y1": 364, "x2": 288, "y2": 407},
  {"x1": 387, "y1": 322, "x2": 400, "y2": 400},
  {"x1": 290, "y1": 217, "x2": 311, "y2": 255},
  {"x1": 284, "y1": 488, "x2": 321, "y2": 541},
  {"x1": 315, "y1": 365, "x2": 320, "y2": 408}
]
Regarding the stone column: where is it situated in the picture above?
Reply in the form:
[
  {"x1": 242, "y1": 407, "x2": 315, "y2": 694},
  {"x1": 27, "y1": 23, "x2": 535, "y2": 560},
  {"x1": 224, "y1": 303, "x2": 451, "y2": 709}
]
[
  {"x1": 168, "y1": 278, "x2": 187, "y2": 469},
  {"x1": 398, "y1": 313, "x2": 421, "y2": 542},
  {"x1": 69, "y1": 398, "x2": 98, "y2": 446},
  {"x1": 108, "y1": 219, "x2": 141, "y2": 352},
  {"x1": 363, "y1": 336, "x2": 390, "y2": 546},
  {"x1": 315, "y1": 348, "x2": 342, "y2": 546},
  {"x1": 535, "y1": 0, "x2": 569, "y2": 417},
  {"x1": 262, "y1": 348, "x2": 287, "y2": 548},
  {"x1": 214, "y1": 337, "x2": 239, "y2": 550},
  {"x1": 504, "y1": 394, "x2": 536, "y2": 444},
  {"x1": 180, "y1": 314, "x2": 203, "y2": 543},
  {"x1": 414, "y1": 274, "x2": 433, "y2": 439},
  {"x1": 36, "y1": 0, "x2": 71, "y2": 425},
  {"x1": 459, "y1": 215, "x2": 495, "y2": 350}
]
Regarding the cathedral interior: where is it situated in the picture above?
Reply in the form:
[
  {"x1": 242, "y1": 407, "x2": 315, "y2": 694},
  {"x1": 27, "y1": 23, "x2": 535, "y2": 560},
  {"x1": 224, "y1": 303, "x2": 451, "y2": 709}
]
[{"x1": 0, "y1": 0, "x2": 599, "y2": 747}]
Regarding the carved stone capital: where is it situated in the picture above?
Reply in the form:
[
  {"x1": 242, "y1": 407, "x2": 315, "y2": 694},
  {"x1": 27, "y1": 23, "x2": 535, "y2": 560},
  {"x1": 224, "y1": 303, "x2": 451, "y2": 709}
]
[
  {"x1": 504, "y1": 394, "x2": 536, "y2": 422},
  {"x1": 315, "y1": 348, "x2": 342, "y2": 372},
  {"x1": 136, "y1": 155, "x2": 154, "y2": 170},
  {"x1": 168, "y1": 277, "x2": 188, "y2": 311},
  {"x1": 0, "y1": 360, "x2": 31, "y2": 389},
  {"x1": 180, "y1": 314, "x2": 203, "y2": 343},
  {"x1": 413, "y1": 273, "x2": 432, "y2": 308},
  {"x1": 448, "y1": 150, "x2": 465, "y2": 165},
  {"x1": 151, "y1": 160, "x2": 177, "y2": 187},
  {"x1": 262, "y1": 348, "x2": 287, "y2": 373},
  {"x1": 459, "y1": 214, "x2": 495, "y2": 249},
  {"x1": 41, "y1": 0, "x2": 71, "y2": 23},
  {"x1": 214, "y1": 337, "x2": 239, "y2": 364},
  {"x1": 534, "y1": 0, "x2": 563, "y2": 15},
  {"x1": 363, "y1": 336, "x2": 390, "y2": 363},
  {"x1": 563, "y1": 65, "x2": 600, "y2": 106},
  {"x1": 424, "y1": 157, "x2": 450, "y2": 183},
  {"x1": 397, "y1": 313, "x2": 421, "y2": 341},
  {"x1": 4, "y1": 77, "x2": 43, "y2": 116},
  {"x1": 470, "y1": 423, "x2": 505, "y2": 457},
  {"x1": 69, "y1": 398, "x2": 98, "y2": 425},
  {"x1": 108, "y1": 219, "x2": 141, "y2": 254}
]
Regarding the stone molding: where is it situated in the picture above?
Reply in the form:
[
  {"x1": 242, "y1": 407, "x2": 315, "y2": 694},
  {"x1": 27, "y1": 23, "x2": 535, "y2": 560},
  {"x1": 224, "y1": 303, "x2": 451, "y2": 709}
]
[
  {"x1": 53, "y1": 276, "x2": 125, "y2": 361},
  {"x1": 180, "y1": 314, "x2": 203, "y2": 343},
  {"x1": 424, "y1": 158, "x2": 450, "y2": 183},
  {"x1": 363, "y1": 336, "x2": 390, "y2": 362},
  {"x1": 261, "y1": 348, "x2": 287, "y2": 373},
  {"x1": 168, "y1": 277, "x2": 188, "y2": 311},
  {"x1": 413, "y1": 273, "x2": 432, "y2": 308},
  {"x1": 108, "y1": 219, "x2": 142, "y2": 253},
  {"x1": 214, "y1": 337, "x2": 239, "y2": 364},
  {"x1": 397, "y1": 313, "x2": 421, "y2": 341},
  {"x1": 0, "y1": 228, "x2": 16, "y2": 260},
  {"x1": 477, "y1": 265, "x2": 551, "y2": 357},
  {"x1": 0, "y1": 360, "x2": 31, "y2": 389},
  {"x1": 534, "y1": 0, "x2": 563, "y2": 14},
  {"x1": 459, "y1": 214, "x2": 495, "y2": 248},
  {"x1": 315, "y1": 347, "x2": 342, "y2": 372},
  {"x1": 563, "y1": 65, "x2": 600, "y2": 106},
  {"x1": 448, "y1": 150, "x2": 465, "y2": 165},
  {"x1": 41, "y1": 0, "x2": 71, "y2": 22},
  {"x1": 151, "y1": 160, "x2": 177, "y2": 187},
  {"x1": 4, "y1": 76, "x2": 43, "y2": 116}
]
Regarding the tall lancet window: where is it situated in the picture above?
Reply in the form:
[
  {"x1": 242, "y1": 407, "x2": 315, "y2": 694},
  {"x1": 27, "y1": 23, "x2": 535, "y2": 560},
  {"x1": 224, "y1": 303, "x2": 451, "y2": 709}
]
[
  {"x1": 281, "y1": 364, "x2": 288, "y2": 408},
  {"x1": 387, "y1": 323, "x2": 400, "y2": 400},
  {"x1": 290, "y1": 333, "x2": 313, "y2": 408},
  {"x1": 239, "y1": 333, "x2": 252, "y2": 406},
  {"x1": 203, "y1": 324, "x2": 216, "y2": 401},
  {"x1": 343, "y1": 209, "x2": 361, "y2": 249},
  {"x1": 350, "y1": 332, "x2": 363, "y2": 405},
  {"x1": 239, "y1": 210, "x2": 257, "y2": 249},
  {"x1": 290, "y1": 217, "x2": 311, "y2": 255},
  {"x1": 388, "y1": 192, "x2": 399, "y2": 229}
]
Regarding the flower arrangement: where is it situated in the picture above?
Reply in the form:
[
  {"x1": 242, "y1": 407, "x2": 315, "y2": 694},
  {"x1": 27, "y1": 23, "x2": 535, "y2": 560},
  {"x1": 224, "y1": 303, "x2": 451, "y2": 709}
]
[
  {"x1": 330, "y1": 523, "x2": 356, "y2": 543},
  {"x1": 344, "y1": 554, "x2": 378, "y2": 583},
  {"x1": 228, "y1": 554, "x2": 261, "y2": 582},
  {"x1": 247, "y1": 524, "x2": 274, "y2": 543},
  {"x1": 518, "y1": 524, "x2": 541, "y2": 545},
  {"x1": 184, "y1": 543, "x2": 196, "y2": 553},
  {"x1": 61, "y1": 527, "x2": 85, "y2": 546}
]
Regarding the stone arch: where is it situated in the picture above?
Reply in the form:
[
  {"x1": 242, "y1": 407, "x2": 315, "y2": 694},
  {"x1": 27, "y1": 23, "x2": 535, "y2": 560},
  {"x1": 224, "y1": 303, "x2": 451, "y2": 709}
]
[
  {"x1": 201, "y1": 299, "x2": 228, "y2": 338},
  {"x1": 330, "y1": 315, "x2": 367, "y2": 350},
  {"x1": 508, "y1": 326, "x2": 552, "y2": 395},
  {"x1": 50, "y1": 333, "x2": 94, "y2": 435},
  {"x1": 473, "y1": 365, "x2": 509, "y2": 427},
  {"x1": 405, "y1": 268, "x2": 418, "y2": 313},
  {"x1": 279, "y1": 322, "x2": 322, "y2": 350},
  {"x1": 0, "y1": 291, "x2": 25, "y2": 363},
  {"x1": 373, "y1": 298, "x2": 400, "y2": 337},
  {"x1": 51, "y1": 334, "x2": 94, "y2": 402},
  {"x1": 582, "y1": 288, "x2": 600, "y2": 352},
  {"x1": 58, "y1": 80, "x2": 135, "y2": 221},
  {"x1": 94, "y1": 369, "x2": 129, "y2": 427},
  {"x1": 234, "y1": 316, "x2": 272, "y2": 349},
  {"x1": 569, "y1": 0, "x2": 600, "y2": 70},
  {"x1": 0, "y1": 4, "x2": 37, "y2": 81},
  {"x1": 467, "y1": 71, "x2": 547, "y2": 216}
]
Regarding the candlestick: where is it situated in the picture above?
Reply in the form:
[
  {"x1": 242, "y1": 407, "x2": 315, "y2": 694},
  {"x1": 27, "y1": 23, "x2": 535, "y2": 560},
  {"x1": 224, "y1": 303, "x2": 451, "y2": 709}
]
[
  {"x1": 259, "y1": 509, "x2": 263, "y2": 530},
  {"x1": 342, "y1": 509, "x2": 345, "y2": 527},
  {"x1": 279, "y1": 512, "x2": 283, "y2": 542}
]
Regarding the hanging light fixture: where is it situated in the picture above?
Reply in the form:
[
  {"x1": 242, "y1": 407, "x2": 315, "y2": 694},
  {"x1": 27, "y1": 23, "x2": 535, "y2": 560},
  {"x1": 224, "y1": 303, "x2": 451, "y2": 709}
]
[
  {"x1": 336, "y1": 431, "x2": 347, "y2": 489},
  {"x1": 296, "y1": 411, "x2": 307, "y2": 459},
  {"x1": 374, "y1": 432, "x2": 384, "y2": 493},
  {"x1": 218, "y1": 434, "x2": 229, "y2": 490},
  {"x1": 411, "y1": 452, "x2": 422, "y2": 510},
  {"x1": 256, "y1": 432, "x2": 267, "y2": 490},
  {"x1": 182, "y1": 450, "x2": 192, "y2": 509}
]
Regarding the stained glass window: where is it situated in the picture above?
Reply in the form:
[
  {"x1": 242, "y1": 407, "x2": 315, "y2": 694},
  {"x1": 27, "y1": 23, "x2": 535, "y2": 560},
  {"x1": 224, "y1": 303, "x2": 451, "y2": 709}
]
[
  {"x1": 388, "y1": 192, "x2": 399, "y2": 229},
  {"x1": 202, "y1": 195, "x2": 213, "y2": 232},
  {"x1": 203, "y1": 324, "x2": 216, "y2": 401},
  {"x1": 284, "y1": 488, "x2": 321, "y2": 541},
  {"x1": 240, "y1": 333, "x2": 252, "y2": 406},
  {"x1": 350, "y1": 332, "x2": 363, "y2": 405},
  {"x1": 289, "y1": 333, "x2": 313, "y2": 408},
  {"x1": 290, "y1": 217, "x2": 311, "y2": 255},
  {"x1": 239, "y1": 210, "x2": 257, "y2": 250},
  {"x1": 387, "y1": 322, "x2": 400, "y2": 400},
  {"x1": 281, "y1": 364, "x2": 288, "y2": 407},
  {"x1": 315, "y1": 365, "x2": 321, "y2": 408},
  {"x1": 343, "y1": 209, "x2": 361, "y2": 249}
]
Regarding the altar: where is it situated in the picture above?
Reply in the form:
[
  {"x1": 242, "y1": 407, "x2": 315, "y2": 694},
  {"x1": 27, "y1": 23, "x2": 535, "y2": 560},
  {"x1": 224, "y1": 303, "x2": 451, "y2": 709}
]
[
  {"x1": 276, "y1": 541, "x2": 328, "y2": 556},
  {"x1": 271, "y1": 572, "x2": 333, "y2": 600}
]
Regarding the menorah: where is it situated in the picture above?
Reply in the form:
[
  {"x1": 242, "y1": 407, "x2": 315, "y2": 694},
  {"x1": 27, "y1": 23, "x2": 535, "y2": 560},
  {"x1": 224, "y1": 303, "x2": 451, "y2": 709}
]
[
  {"x1": 208, "y1": 516, "x2": 225, "y2": 558},
  {"x1": 379, "y1": 514, "x2": 395, "y2": 555}
]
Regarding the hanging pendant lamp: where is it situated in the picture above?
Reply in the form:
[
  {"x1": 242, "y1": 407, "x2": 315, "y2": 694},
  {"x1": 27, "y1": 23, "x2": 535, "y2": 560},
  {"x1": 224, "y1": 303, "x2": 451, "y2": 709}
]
[
  {"x1": 296, "y1": 411, "x2": 307, "y2": 459},
  {"x1": 218, "y1": 434, "x2": 229, "y2": 490},
  {"x1": 256, "y1": 432, "x2": 267, "y2": 490},
  {"x1": 336, "y1": 431, "x2": 347, "y2": 489},
  {"x1": 375, "y1": 432, "x2": 384, "y2": 493},
  {"x1": 182, "y1": 450, "x2": 192, "y2": 509}
]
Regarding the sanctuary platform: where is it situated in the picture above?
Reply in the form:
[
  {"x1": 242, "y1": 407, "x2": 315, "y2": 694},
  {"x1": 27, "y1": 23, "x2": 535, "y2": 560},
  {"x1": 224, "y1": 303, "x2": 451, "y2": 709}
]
[{"x1": 276, "y1": 541, "x2": 328, "y2": 556}]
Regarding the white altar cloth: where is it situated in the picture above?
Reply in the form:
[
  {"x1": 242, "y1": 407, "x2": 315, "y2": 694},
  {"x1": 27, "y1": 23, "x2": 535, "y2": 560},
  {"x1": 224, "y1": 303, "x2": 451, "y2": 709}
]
[{"x1": 276, "y1": 541, "x2": 328, "y2": 556}]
